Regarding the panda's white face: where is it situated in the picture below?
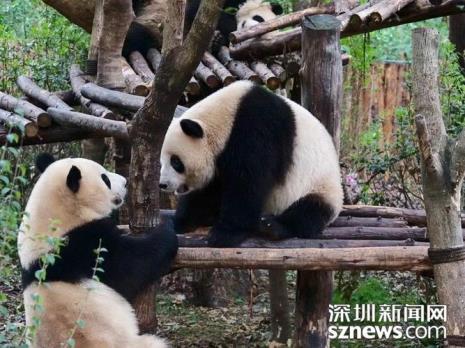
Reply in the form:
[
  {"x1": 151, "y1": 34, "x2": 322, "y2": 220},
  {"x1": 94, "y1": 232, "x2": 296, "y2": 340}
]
[
  {"x1": 160, "y1": 118, "x2": 216, "y2": 196},
  {"x1": 236, "y1": 0, "x2": 283, "y2": 31},
  {"x1": 42, "y1": 158, "x2": 127, "y2": 218}
]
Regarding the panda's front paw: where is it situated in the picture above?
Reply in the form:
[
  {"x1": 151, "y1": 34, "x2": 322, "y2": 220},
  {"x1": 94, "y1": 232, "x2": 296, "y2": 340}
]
[{"x1": 207, "y1": 226, "x2": 248, "y2": 248}]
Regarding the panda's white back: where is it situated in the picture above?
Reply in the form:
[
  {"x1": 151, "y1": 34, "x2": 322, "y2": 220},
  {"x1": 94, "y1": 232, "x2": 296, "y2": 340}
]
[{"x1": 264, "y1": 97, "x2": 343, "y2": 220}]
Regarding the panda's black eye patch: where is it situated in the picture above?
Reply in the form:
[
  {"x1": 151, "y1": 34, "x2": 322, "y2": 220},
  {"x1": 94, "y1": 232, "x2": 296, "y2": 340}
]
[
  {"x1": 101, "y1": 173, "x2": 111, "y2": 189},
  {"x1": 170, "y1": 155, "x2": 185, "y2": 174},
  {"x1": 252, "y1": 15, "x2": 265, "y2": 23}
]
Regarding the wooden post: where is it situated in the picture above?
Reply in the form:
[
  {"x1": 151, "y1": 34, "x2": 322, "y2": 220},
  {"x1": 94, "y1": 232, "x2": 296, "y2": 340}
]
[
  {"x1": 297, "y1": 14, "x2": 342, "y2": 348},
  {"x1": 411, "y1": 28, "x2": 465, "y2": 348}
]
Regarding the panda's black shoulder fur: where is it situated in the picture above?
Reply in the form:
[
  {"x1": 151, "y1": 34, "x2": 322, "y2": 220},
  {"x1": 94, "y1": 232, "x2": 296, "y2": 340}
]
[
  {"x1": 22, "y1": 218, "x2": 178, "y2": 302},
  {"x1": 218, "y1": 85, "x2": 296, "y2": 184}
]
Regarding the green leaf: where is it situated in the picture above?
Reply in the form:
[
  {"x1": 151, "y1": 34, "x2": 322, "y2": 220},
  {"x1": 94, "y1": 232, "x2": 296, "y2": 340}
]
[
  {"x1": 66, "y1": 338, "x2": 76, "y2": 348},
  {"x1": 76, "y1": 319, "x2": 85, "y2": 329}
]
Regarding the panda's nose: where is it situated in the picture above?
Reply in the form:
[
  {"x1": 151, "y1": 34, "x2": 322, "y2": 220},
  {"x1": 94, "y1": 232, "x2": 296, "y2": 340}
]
[{"x1": 159, "y1": 183, "x2": 168, "y2": 190}]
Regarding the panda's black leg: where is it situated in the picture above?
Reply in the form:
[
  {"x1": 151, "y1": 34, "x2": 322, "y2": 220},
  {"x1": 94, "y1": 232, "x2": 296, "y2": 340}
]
[
  {"x1": 266, "y1": 194, "x2": 335, "y2": 239},
  {"x1": 173, "y1": 180, "x2": 221, "y2": 234},
  {"x1": 207, "y1": 177, "x2": 269, "y2": 247}
]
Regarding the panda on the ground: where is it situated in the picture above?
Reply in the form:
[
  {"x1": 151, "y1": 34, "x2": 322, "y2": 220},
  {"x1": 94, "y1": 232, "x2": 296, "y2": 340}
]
[
  {"x1": 18, "y1": 154, "x2": 177, "y2": 348},
  {"x1": 160, "y1": 81, "x2": 343, "y2": 247}
]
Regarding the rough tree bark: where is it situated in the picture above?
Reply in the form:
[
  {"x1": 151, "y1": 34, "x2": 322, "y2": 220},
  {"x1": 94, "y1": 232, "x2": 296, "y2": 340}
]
[
  {"x1": 411, "y1": 28, "x2": 465, "y2": 348},
  {"x1": 296, "y1": 14, "x2": 342, "y2": 348},
  {"x1": 127, "y1": 0, "x2": 225, "y2": 332},
  {"x1": 96, "y1": 0, "x2": 134, "y2": 89}
]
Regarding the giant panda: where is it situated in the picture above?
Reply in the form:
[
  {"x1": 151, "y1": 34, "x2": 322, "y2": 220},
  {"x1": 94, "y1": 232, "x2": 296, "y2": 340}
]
[
  {"x1": 159, "y1": 81, "x2": 343, "y2": 247},
  {"x1": 18, "y1": 154, "x2": 177, "y2": 348},
  {"x1": 184, "y1": 0, "x2": 283, "y2": 53}
]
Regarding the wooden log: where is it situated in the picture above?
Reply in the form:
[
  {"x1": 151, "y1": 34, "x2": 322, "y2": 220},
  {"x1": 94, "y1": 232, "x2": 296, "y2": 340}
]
[
  {"x1": 368, "y1": 0, "x2": 414, "y2": 26},
  {"x1": 298, "y1": 14, "x2": 342, "y2": 348},
  {"x1": 173, "y1": 246, "x2": 431, "y2": 271},
  {"x1": 0, "y1": 109, "x2": 38, "y2": 137},
  {"x1": 202, "y1": 52, "x2": 236, "y2": 86},
  {"x1": 351, "y1": 0, "x2": 413, "y2": 27},
  {"x1": 146, "y1": 48, "x2": 162, "y2": 71},
  {"x1": 80, "y1": 82, "x2": 145, "y2": 111},
  {"x1": 250, "y1": 61, "x2": 280, "y2": 90},
  {"x1": 177, "y1": 235, "x2": 426, "y2": 248},
  {"x1": 341, "y1": 204, "x2": 465, "y2": 227},
  {"x1": 0, "y1": 126, "x2": 103, "y2": 146},
  {"x1": 230, "y1": 6, "x2": 334, "y2": 44},
  {"x1": 339, "y1": 1, "x2": 376, "y2": 28},
  {"x1": 128, "y1": 51, "x2": 155, "y2": 84},
  {"x1": 0, "y1": 91, "x2": 51, "y2": 128},
  {"x1": 324, "y1": 226, "x2": 429, "y2": 241},
  {"x1": 47, "y1": 107, "x2": 128, "y2": 139},
  {"x1": 217, "y1": 46, "x2": 260, "y2": 82},
  {"x1": 80, "y1": 82, "x2": 188, "y2": 117},
  {"x1": 229, "y1": 1, "x2": 465, "y2": 60},
  {"x1": 331, "y1": 216, "x2": 407, "y2": 227},
  {"x1": 269, "y1": 63, "x2": 287, "y2": 82},
  {"x1": 121, "y1": 59, "x2": 149, "y2": 96},
  {"x1": 194, "y1": 62, "x2": 221, "y2": 89},
  {"x1": 17, "y1": 76, "x2": 73, "y2": 111},
  {"x1": 69, "y1": 65, "x2": 115, "y2": 119}
]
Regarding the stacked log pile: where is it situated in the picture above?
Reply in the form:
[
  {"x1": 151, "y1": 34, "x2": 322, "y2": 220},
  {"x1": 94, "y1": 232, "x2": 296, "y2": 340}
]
[{"x1": 228, "y1": 0, "x2": 465, "y2": 60}]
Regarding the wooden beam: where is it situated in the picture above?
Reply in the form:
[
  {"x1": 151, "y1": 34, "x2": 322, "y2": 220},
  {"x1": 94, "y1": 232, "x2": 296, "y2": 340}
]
[
  {"x1": 202, "y1": 52, "x2": 236, "y2": 86},
  {"x1": 128, "y1": 51, "x2": 155, "y2": 84},
  {"x1": 69, "y1": 65, "x2": 116, "y2": 119},
  {"x1": 173, "y1": 246, "x2": 431, "y2": 271},
  {"x1": 0, "y1": 126, "x2": 102, "y2": 146},
  {"x1": 80, "y1": 82, "x2": 188, "y2": 117},
  {"x1": 194, "y1": 62, "x2": 221, "y2": 89},
  {"x1": 47, "y1": 107, "x2": 129, "y2": 139},
  {"x1": 177, "y1": 234, "x2": 426, "y2": 248},
  {"x1": 0, "y1": 109, "x2": 38, "y2": 138},
  {"x1": 217, "y1": 46, "x2": 260, "y2": 82},
  {"x1": 250, "y1": 61, "x2": 280, "y2": 90},
  {"x1": 121, "y1": 59, "x2": 150, "y2": 96},
  {"x1": 0, "y1": 91, "x2": 51, "y2": 128},
  {"x1": 17, "y1": 76, "x2": 73, "y2": 111},
  {"x1": 229, "y1": 6, "x2": 334, "y2": 44}
]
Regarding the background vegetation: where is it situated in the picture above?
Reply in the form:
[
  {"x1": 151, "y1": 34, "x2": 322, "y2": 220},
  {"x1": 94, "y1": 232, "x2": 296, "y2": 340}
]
[{"x1": 1, "y1": 0, "x2": 464, "y2": 347}]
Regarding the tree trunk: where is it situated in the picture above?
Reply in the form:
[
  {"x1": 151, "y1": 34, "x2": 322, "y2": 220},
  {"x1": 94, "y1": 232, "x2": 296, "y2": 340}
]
[
  {"x1": 411, "y1": 28, "x2": 465, "y2": 348},
  {"x1": 96, "y1": 0, "x2": 134, "y2": 89},
  {"x1": 296, "y1": 14, "x2": 342, "y2": 348},
  {"x1": 127, "y1": 0, "x2": 225, "y2": 332}
]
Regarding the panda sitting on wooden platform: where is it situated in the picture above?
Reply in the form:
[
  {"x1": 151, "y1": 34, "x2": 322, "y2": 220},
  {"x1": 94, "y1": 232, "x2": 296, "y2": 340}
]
[
  {"x1": 160, "y1": 81, "x2": 343, "y2": 247},
  {"x1": 18, "y1": 154, "x2": 177, "y2": 348}
]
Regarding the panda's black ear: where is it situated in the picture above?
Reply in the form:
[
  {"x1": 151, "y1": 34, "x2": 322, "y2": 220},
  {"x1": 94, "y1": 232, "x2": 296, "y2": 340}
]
[
  {"x1": 36, "y1": 153, "x2": 56, "y2": 173},
  {"x1": 66, "y1": 165, "x2": 82, "y2": 193},
  {"x1": 180, "y1": 119, "x2": 204, "y2": 138},
  {"x1": 271, "y1": 3, "x2": 283, "y2": 15}
]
